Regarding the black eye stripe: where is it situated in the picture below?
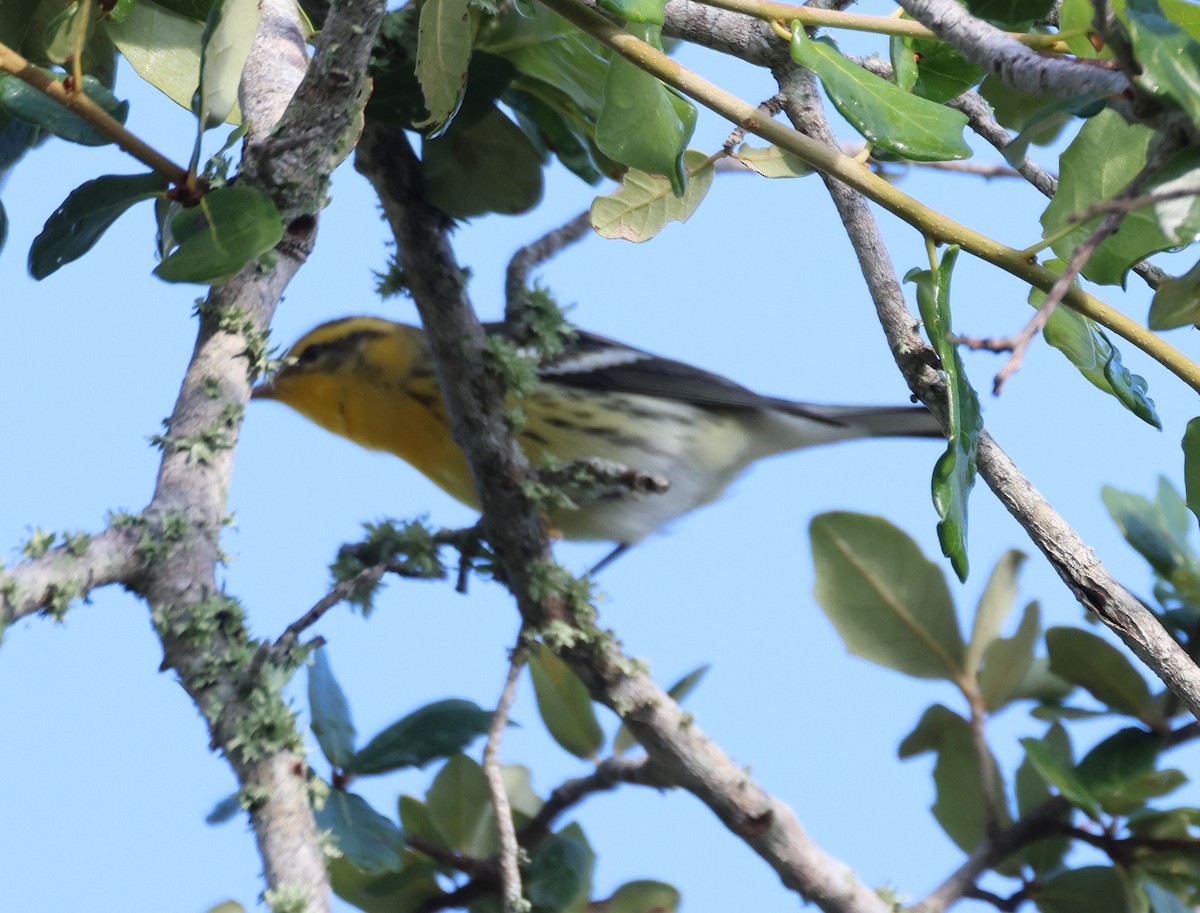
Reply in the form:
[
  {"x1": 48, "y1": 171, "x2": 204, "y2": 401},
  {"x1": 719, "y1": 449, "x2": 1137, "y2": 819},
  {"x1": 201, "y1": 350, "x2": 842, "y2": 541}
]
[{"x1": 297, "y1": 342, "x2": 332, "y2": 362}]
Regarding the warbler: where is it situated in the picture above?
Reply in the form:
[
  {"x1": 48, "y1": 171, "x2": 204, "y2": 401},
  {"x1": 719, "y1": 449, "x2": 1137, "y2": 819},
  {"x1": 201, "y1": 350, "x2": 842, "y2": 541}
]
[{"x1": 253, "y1": 316, "x2": 943, "y2": 565}]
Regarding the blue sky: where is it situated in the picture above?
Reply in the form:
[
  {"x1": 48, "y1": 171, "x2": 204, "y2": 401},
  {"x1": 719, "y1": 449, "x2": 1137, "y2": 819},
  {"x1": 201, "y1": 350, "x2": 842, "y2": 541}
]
[{"x1": 3, "y1": 17, "x2": 1200, "y2": 913}]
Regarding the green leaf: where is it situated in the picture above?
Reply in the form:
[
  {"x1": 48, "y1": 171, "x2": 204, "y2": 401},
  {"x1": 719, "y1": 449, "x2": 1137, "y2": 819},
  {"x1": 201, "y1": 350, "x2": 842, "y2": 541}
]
[
  {"x1": 1076, "y1": 728, "x2": 1174, "y2": 814},
  {"x1": 346, "y1": 699, "x2": 493, "y2": 776},
  {"x1": 151, "y1": 0, "x2": 216, "y2": 19},
  {"x1": 308, "y1": 647, "x2": 357, "y2": 769},
  {"x1": 595, "y1": 24, "x2": 695, "y2": 195},
  {"x1": 500, "y1": 764, "x2": 544, "y2": 822},
  {"x1": 195, "y1": 0, "x2": 260, "y2": 128},
  {"x1": 1036, "y1": 260, "x2": 1161, "y2": 428},
  {"x1": 423, "y1": 103, "x2": 544, "y2": 218},
  {"x1": 890, "y1": 34, "x2": 985, "y2": 103},
  {"x1": 506, "y1": 86, "x2": 607, "y2": 185},
  {"x1": 729, "y1": 143, "x2": 813, "y2": 178},
  {"x1": 810, "y1": 512, "x2": 966, "y2": 681},
  {"x1": 105, "y1": 1, "x2": 241, "y2": 120},
  {"x1": 1015, "y1": 724, "x2": 1071, "y2": 874},
  {"x1": 425, "y1": 754, "x2": 496, "y2": 857},
  {"x1": 596, "y1": 0, "x2": 665, "y2": 25},
  {"x1": 525, "y1": 831, "x2": 591, "y2": 912},
  {"x1": 477, "y1": 4, "x2": 608, "y2": 116},
  {"x1": 1045, "y1": 626, "x2": 1152, "y2": 718},
  {"x1": 204, "y1": 903, "x2": 245, "y2": 913},
  {"x1": 1035, "y1": 867, "x2": 1136, "y2": 913},
  {"x1": 898, "y1": 703, "x2": 967, "y2": 758},
  {"x1": 977, "y1": 75, "x2": 1075, "y2": 149},
  {"x1": 41, "y1": 1, "x2": 95, "y2": 67},
  {"x1": 0, "y1": 0, "x2": 40, "y2": 50},
  {"x1": 1143, "y1": 148, "x2": 1200, "y2": 246},
  {"x1": 415, "y1": 0, "x2": 473, "y2": 134},
  {"x1": 315, "y1": 788, "x2": 407, "y2": 875},
  {"x1": 1184, "y1": 420, "x2": 1200, "y2": 529},
  {"x1": 1103, "y1": 485, "x2": 1187, "y2": 576},
  {"x1": 154, "y1": 185, "x2": 283, "y2": 284},
  {"x1": 614, "y1": 663, "x2": 709, "y2": 755},
  {"x1": 966, "y1": 0, "x2": 1055, "y2": 28},
  {"x1": 1021, "y1": 737, "x2": 1103, "y2": 820},
  {"x1": 1040, "y1": 110, "x2": 1173, "y2": 286},
  {"x1": 966, "y1": 550, "x2": 1026, "y2": 671},
  {"x1": 205, "y1": 791, "x2": 242, "y2": 825},
  {"x1": 365, "y1": 8, "x2": 426, "y2": 128},
  {"x1": 978, "y1": 600, "x2": 1040, "y2": 711},
  {"x1": 0, "y1": 72, "x2": 128, "y2": 145},
  {"x1": 605, "y1": 880, "x2": 681, "y2": 913},
  {"x1": 907, "y1": 247, "x2": 981, "y2": 581},
  {"x1": 1059, "y1": 0, "x2": 1111, "y2": 56},
  {"x1": 27, "y1": 172, "x2": 166, "y2": 279},
  {"x1": 327, "y1": 854, "x2": 444, "y2": 913},
  {"x1": 931, "y1": 714, "x2": 1011, "y2": 852},
  {"x1": 1150, "y1": 258, "x2": 1200, "y2": 330},
  {"x1": 398, "y1": 795, "x2": 444, "y2": 846},
  {"x1": 590, "y1": 149, "x2": 714, "y2": 242},
  {"x1": 1123, "y1": 0, "x2": 1200, "y2": 128},
  {"x1": 528, "y1": 642, "x2": 604, "y2": 759},
  {"x1": 790, "y1": 27, "x2": 971, "y2": 162},
  {"x1": 897, "y1": 704, "x2": 1010, "y2": 851},
  {"x1": 1007, "y1": 655, "x2": 1074, "y2": 705}
]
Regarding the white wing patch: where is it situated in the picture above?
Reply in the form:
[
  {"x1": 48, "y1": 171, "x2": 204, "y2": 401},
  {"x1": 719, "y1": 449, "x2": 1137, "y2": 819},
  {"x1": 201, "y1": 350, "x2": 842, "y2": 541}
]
[{"x1": 538, "y1": 346, "x2": 652, "y2": 376}]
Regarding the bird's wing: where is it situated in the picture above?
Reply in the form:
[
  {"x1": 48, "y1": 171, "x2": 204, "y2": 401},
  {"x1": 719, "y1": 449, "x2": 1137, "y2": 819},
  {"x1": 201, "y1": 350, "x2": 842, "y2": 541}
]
[{"x1": 530, "y1": 329, "x2": 851, "y2": 425}]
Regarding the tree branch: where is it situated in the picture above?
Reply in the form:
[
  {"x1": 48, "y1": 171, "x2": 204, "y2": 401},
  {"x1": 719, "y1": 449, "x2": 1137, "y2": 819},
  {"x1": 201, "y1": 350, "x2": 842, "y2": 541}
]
[
  {"x1": 355, "y1": 119, "x2": 898, "y2": 913},
  {"x1": 505, "y1": 210, "x2": 593, "y2": 321},
  {"x1": 894, "y1": 0, "x2": 1132, "y2": 102},
  {"x1": 0, "y1": 524, "x2": 143, "y2": 626},
  {"x1": 484, "y1": 639, "x2": 528, "y2": 913},
  {"x1": 0, "y1": 39, "x2": 191, "y2": 187},
  {"x1": 106, "y1": 0, "x2": 387, "y2": 909},
  {"x1": 537, "y1": 0, "x2": 1200, "y2": 396},
  {"x1": 914, "y1": 797, "x2": 1070, "y2": 913},
  {"x1": 774, "y1": 63, "x2": 1200, "y2": 723}
]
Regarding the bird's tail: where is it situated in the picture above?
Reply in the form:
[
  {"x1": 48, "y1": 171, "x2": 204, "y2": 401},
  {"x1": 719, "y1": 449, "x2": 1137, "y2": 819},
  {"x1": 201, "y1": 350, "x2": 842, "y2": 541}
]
[
  {"x1": 746, "y1": 401, "x2": 945, "y2": 459},
  {"x1": 778, "y1": 402, "x2": 945, "y2": 439}
]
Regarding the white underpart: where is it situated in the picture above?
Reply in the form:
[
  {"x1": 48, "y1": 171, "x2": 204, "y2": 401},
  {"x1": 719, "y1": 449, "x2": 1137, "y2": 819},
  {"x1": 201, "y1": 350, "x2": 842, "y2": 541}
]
[{"x1": 542, "y1": 394, "x2": 869, "y2": 544}]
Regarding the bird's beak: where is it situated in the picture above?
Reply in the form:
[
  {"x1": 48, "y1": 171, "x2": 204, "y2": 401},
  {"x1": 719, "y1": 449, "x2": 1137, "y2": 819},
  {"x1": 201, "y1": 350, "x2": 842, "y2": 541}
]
[{"x1": 250, "y1": 380, "x2": 275, "y2": 400}]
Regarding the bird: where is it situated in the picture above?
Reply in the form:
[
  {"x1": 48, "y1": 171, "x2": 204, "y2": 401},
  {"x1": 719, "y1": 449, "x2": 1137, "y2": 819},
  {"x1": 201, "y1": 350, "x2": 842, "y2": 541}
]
[{"x1": 252, "y1": 316, "x2": 943, "y2": 570}]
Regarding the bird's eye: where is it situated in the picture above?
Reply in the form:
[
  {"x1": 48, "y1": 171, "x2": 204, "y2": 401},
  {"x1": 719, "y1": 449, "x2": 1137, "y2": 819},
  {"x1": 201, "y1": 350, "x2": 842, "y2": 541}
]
[{"x1": 296, "y1": 342, "x2": 332, "y2": 364}]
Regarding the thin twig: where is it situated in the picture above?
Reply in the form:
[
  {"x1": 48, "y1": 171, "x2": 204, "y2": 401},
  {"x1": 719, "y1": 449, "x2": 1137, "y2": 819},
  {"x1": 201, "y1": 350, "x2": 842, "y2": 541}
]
[
  {"x1": 0, "y1": 39, "x2": 192, "y2": 188},
  {"x1": 965, "y1": 690, "x2": 1001, "y2": 839},
  {"x1": 411, "y1": 756, "x2": 667, "y2": 913},
  {"x1": 1067, "y1": 187, "x2": 1200, "y2": 223},
  {"x1": 504, "y1": 212, "x2": 594, "y2": 325},
  {"x1": 955, "y1": 135, "x2": 1184, "y2": 393},
  {"x1": 406, "y1": 835, "x2": 490, "y2": 875},
  {"x1": 723, "y1": 93, "x2": 785, "y2": 150},
  {"x1": 274, "y1": 559, "x2": 443, "y2": 649},
  {"x1": 543, "y1": 0, "x2": 1200, "y2": 395},
  {"x1": 698, "y1": 0, "x2": 1067, "y2": 46},
  {"x1": 956, "y1": 209, "x2": 1121, "y2": 393},
  {"x1": 913, "y1": 797, "x2": 1070, "y2": 913},
  {"x1": 484, "y1": 638, "x2": 529, "y2": 913},
  {"x1": 884, "y1": 159, "x2": 1024, "y2": 179}
]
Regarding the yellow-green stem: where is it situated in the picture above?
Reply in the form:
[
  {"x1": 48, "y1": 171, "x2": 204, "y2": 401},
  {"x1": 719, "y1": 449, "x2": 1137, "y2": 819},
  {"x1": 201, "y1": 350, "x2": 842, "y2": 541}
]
[
  {"x1": 1021, "y1": 221, "x2": 1079, "y2": 259},
  {"x1": 71, "y1": 0, "x2": 92, "y2": 92},
  {"x1": 536, "y1": 0, "x2": 1200, "y2": 395},
  {"x1": 699, "y1": 0, "x2": 1069, "y2": 50},
  {"x1": 0, "y1": 39, "x2": 190, "y2": 187},
  {"x1": 925, "y1": 235, "x2": 939, "y2": 273}
]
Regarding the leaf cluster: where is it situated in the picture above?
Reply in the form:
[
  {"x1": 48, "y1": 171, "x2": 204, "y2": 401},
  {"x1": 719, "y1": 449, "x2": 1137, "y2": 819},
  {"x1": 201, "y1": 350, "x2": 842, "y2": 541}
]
[
  {"x1": 206, "y1": 645, "x2": 694, "y2": 913},
  {"x1": 811, "y1": 507, "x2": 1200, "y2": 913}
]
